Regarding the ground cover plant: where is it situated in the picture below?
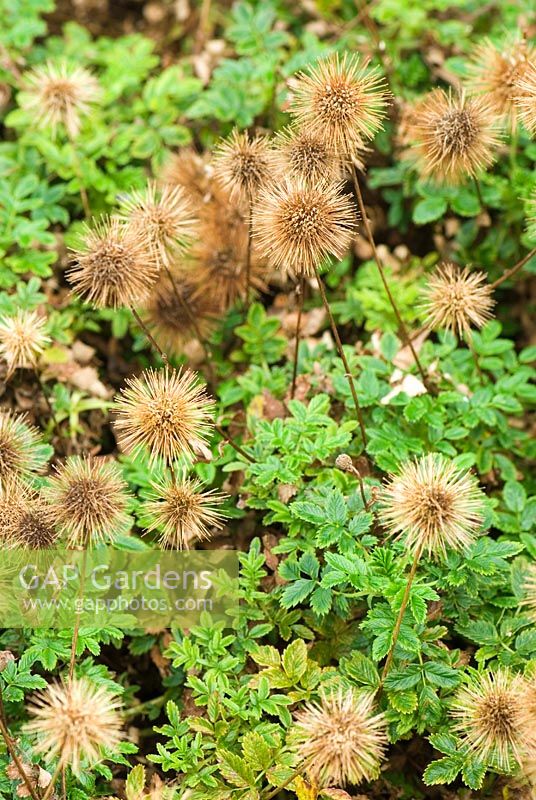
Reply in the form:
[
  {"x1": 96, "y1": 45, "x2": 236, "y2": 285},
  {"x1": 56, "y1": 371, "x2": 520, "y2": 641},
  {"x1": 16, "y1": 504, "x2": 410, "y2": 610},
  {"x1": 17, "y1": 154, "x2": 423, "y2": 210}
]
[{"x1": 0, "y1": 0, "x2": 535, "y2": 798}]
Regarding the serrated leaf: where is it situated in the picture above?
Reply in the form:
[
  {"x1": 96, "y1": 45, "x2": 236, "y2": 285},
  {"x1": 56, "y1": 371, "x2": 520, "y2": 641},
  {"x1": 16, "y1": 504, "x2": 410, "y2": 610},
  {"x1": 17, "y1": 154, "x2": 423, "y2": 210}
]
[
  {"x1": 387, "y1": 689, "x2": 418, "y2": 713},
  {"x1": 282, "y1": 639, "x2": 308, "y2": 682},
  {"x1": 423, "y1": 661, "x2": 460, "y2": 689},
  {"x1": 242, "y1": 732, "x2": 272, "y2": 771},
  {"x1": 461, "y1": 757, "x2": 487, "y2": 790},
  {"x1": 217, "y1": 749, "x2": 256, "y2": 788},
  {"x1": 383, "y1": 664, "x2": 421, "y2": 691},
  {"x1": 125, "y1": 765, "x2": 145, "y2": 800},
  {"x1": 423, "y1": 756, "x2": 462, "y2": 785}
]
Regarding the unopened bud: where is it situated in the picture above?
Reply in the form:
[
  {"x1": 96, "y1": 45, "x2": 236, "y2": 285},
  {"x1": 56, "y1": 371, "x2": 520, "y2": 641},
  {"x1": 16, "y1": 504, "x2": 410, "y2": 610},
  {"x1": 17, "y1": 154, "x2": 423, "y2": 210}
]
[{"x1": 335, "y1": 454, "x2": 355, "y2": 473}]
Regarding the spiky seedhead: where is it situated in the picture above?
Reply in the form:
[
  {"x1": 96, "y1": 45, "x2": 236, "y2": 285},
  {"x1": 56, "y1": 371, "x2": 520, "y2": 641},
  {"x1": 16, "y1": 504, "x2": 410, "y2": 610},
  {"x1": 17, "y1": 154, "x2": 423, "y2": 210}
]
[
  {"x1": 20, "y1": 61, "x2": 101, "y2": 138},
  {"x1": 42, "y1": 456, "x2": 131, "y2": 547},
  {"x1": 113, "y1": 367, "x2": 214, "y2": 465},
  {"x1": 213, "y1": 129, "x2": 274, "y2": 201},
  {"x1": 25, "y1": 677, "x2": 123, "y2": 774},
  {"x1": 293, "y1": 688, "x2": 388, "y2": 787},
  {"x1": 118, "y1": 182, "x2": 197, "y2": 266},
  {"x1": 252, "y1": 179, "x2": 356, "y2": 275},
  {"x1": 143, "y1": 472, "x2": 227, "y2": 549},
  {"x1": 380, "y1": 453, "x2": 485, "y2": 558},
  {"x1": 188, "y1": 222, "x2": 267, "y2": 310},
  {"x1": 407, "y1": 89, "x2": 500, "y2": 184},
  {"x1": 0, "y1": 478, "x2": 26, "y2": 541},
  {"x1": 272, "y1": 126, "x2": 343, "y2": 184},
  {"x1": 288, "y1": 53, "x2": 390, "y2": 156},
  {"x1": 516, "y1": 61, "x2": 536, "y2": 135},
  {"x1": 451, "y1": 669, "x2": 536, "y2": 771},
  {"x1": 142, "y1": 271, "x2": 218, "y2": 357},
  {"x1": 0, "y1": 411, "x2": 44, "y2": 485},
  {"x1": 68, "y1": 217, "x2": 159, "y2": 309},
  {"x1": 468, "y1": 38, "x2": 536, "y2": 130},
  {"x1": 2, "y1": 484, "x2": 59, "y2": 549},
  {"x1": 421, "y1": 262, "x2": 495, "y2": 338},
  {"x1": 0, "y1": 310, "x2": 50, "y2": 376},
  {"x1": 160, "y1": 148, "x2": 211, "y2": 202}
]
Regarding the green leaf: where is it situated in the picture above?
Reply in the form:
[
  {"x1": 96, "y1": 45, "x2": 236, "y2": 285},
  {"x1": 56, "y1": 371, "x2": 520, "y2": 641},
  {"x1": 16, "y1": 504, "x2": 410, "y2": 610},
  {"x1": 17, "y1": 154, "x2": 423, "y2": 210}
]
[
  {"x1": 242, "y1": 732, "x2": 273, "y2": 771},
  {"x1": 413, "y1": 196, "x2": 448, "y2": 225},
  {"x1": 217, "y1": 749, "x2": 256, "y2": 788},
  {"x1": 383, "y1": 664, "x2": 421, "y2": 691},
  {"x1": 281, "y1": 579, "x2": 315, "y2": 608},
  {"x1": 250, "y1": 645, "x2": 281, "y2": 668},
  {"x1": 461, "y1": 757, "x2": 487, "y2": 790},
  {"x1": 503, "y1": 481, "x2": 526, "y2": 513},
  {"x1": 423, "y1": 756, "x2": 462, "y2": 785},
  {"x1": 423, "y1": 662, "x2": 460, "y2": 689},
  {"x1": 387, "y1": 689, "x2": 418, "y2": 713},
  {"x1": 125, "y1": 765, "x2": 146, "y2": 800},
  {"x1": 282, "y1": 639, "x2": 308, "y2": 682}
]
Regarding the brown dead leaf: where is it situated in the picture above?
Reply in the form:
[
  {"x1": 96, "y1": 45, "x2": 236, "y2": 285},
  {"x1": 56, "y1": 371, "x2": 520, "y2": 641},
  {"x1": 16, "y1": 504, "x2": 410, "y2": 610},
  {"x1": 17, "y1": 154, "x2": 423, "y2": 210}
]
[
  {"x1": 262, "y1": 390, "x2": 287, "y2": 421},
  {"x1": 262, "y1": 533, "x2": 280, "y2": 571},
  {"x1": 71, "y1": 340, "x2": 95, "y2": 364},
  {"x1": 392, "y1": 329, "x2": 429, "y2": 371},
  {"x1": 150, "y1": 643, "x2": 171, "y2": 677},
  {"x1": 277, "y1": 483, "x2": 298, "y2": 504},
  {"x1": 69, "y1": 366, "x2": 111, "y2": 399}
]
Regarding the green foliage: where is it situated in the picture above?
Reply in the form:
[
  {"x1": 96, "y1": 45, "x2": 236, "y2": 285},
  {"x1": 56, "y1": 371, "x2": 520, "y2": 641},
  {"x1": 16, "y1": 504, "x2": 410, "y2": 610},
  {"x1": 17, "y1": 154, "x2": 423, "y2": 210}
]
[{"x1": 1, "y1": 1, "x2": 535, "y2": 799}]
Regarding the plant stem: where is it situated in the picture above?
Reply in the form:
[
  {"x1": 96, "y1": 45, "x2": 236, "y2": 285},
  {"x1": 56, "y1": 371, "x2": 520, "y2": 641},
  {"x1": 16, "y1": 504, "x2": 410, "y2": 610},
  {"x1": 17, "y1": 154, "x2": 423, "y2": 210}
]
[
  {"x1": 262, "y1": 758, "x2": 315, "y2": 800},
  {"x1": 33, "y1": 368, "x2": 64, "y2": 447},
  {"x1": 41, "y1": 758, "x2": 63, "y2": 800},
  {"x1": 68, "y1": 548, "x2": 88, "y2": 682},
  {"x1": 489, "y1": 247, "x2": 536, "y2": 289},
  {"x1": 68, "y1": 139, "x2": 91, "y2": 218},
  {"x1": 380, "y1": 540, "x2": 424, "y2": 685},
  {"x1": 313, "y1": 263, "x2": 367, "y2": 448},
  {"x1": 350, "y1": 163, "x2": 429, "y2": 389},
  {"x1": 244, "y1": 197, "x2": 253, "y2": 310},
  {"x1": 466, "y1": 336, "x2": 484, "y2": 383},
  {"x1": 0, "y1": 685, "x2": 41, "y2": 800},
  {"x1": 290, "y1": 272, "x2": 305, "y2": 399},
  {"x1": 129, "y1": 306, "x2": 168, "y2": 364},
  {"x1": 214, "y1": 423, "x2": 254, "y2": 463},
  {"x1": 194, "y1": 0, "x2": 212, "y2": 54},
  {"x1": 162, "y1": 263, "x2": 216, "y2": 384},
  {"x1": 472, "y1": 176, "x2": 484, "y2": 210},
  {"x1": 344, "y1": 461, "x2": 369, "y2": 510}
]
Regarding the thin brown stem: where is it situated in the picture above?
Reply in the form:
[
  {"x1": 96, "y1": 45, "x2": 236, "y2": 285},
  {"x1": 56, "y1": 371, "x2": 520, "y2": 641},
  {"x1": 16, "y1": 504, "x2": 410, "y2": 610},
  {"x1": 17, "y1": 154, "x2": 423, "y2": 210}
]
[
  {"x1": 69, "y1": 548, "x2": 87, "y2": 683},
  {"x1": 41, "y1": 758, "x2": 63, "y2": 800},
  {"x1": 68, "y1": 139, "x2": 91, "y2": 218},
  {"x1": 466, "y1": 336, "x2": 484, "y2": 383},
  {"x1": 472, "y1": 176, "x2": 484, "y2": 210},
  {"x1": 214, "y1": 423, "x2": 254, "y2": 463},
  {"x1": 350, "y1": 163, "x2": 429, "y2": 388},
  {"x1": 0, "y1": 685, "x2": 41, "y2": 800},
  {"x1": 129, "y1": 306, "x2": 168, "y2": 363},
  {"x1": 290, "y1": 273, "x2": 305, "y2": 399},
  {"x1": 262, "y1": 757, "x2": 316, "y2": 800},
  {"x1": 33, "y1": 368, "x2": 64, "y2": 447},
  {"x1": 313, "y1": 264, "x2": 367, "y2": 448},
  {"x1": 345, "y1": 462, "x2": 369, "y2": 509},
  {"x1": 162, "y1": 263, "x2": 216, "y2": 384},
  {"x1": 489, "y1": 247, "x2": 536, "y2": 290},
  {"x1": 194, "y1": 0, "x2": 212, "y2": 54},
  {"x1": 68, "y1": 548, "x2": 87, "y2": 682},
  {"x1": 245, "y1": 198, "x2": 253, "y2": 310},
  {"x1": 380, "y1": 540, "x2": 424, "y2": 685}
]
